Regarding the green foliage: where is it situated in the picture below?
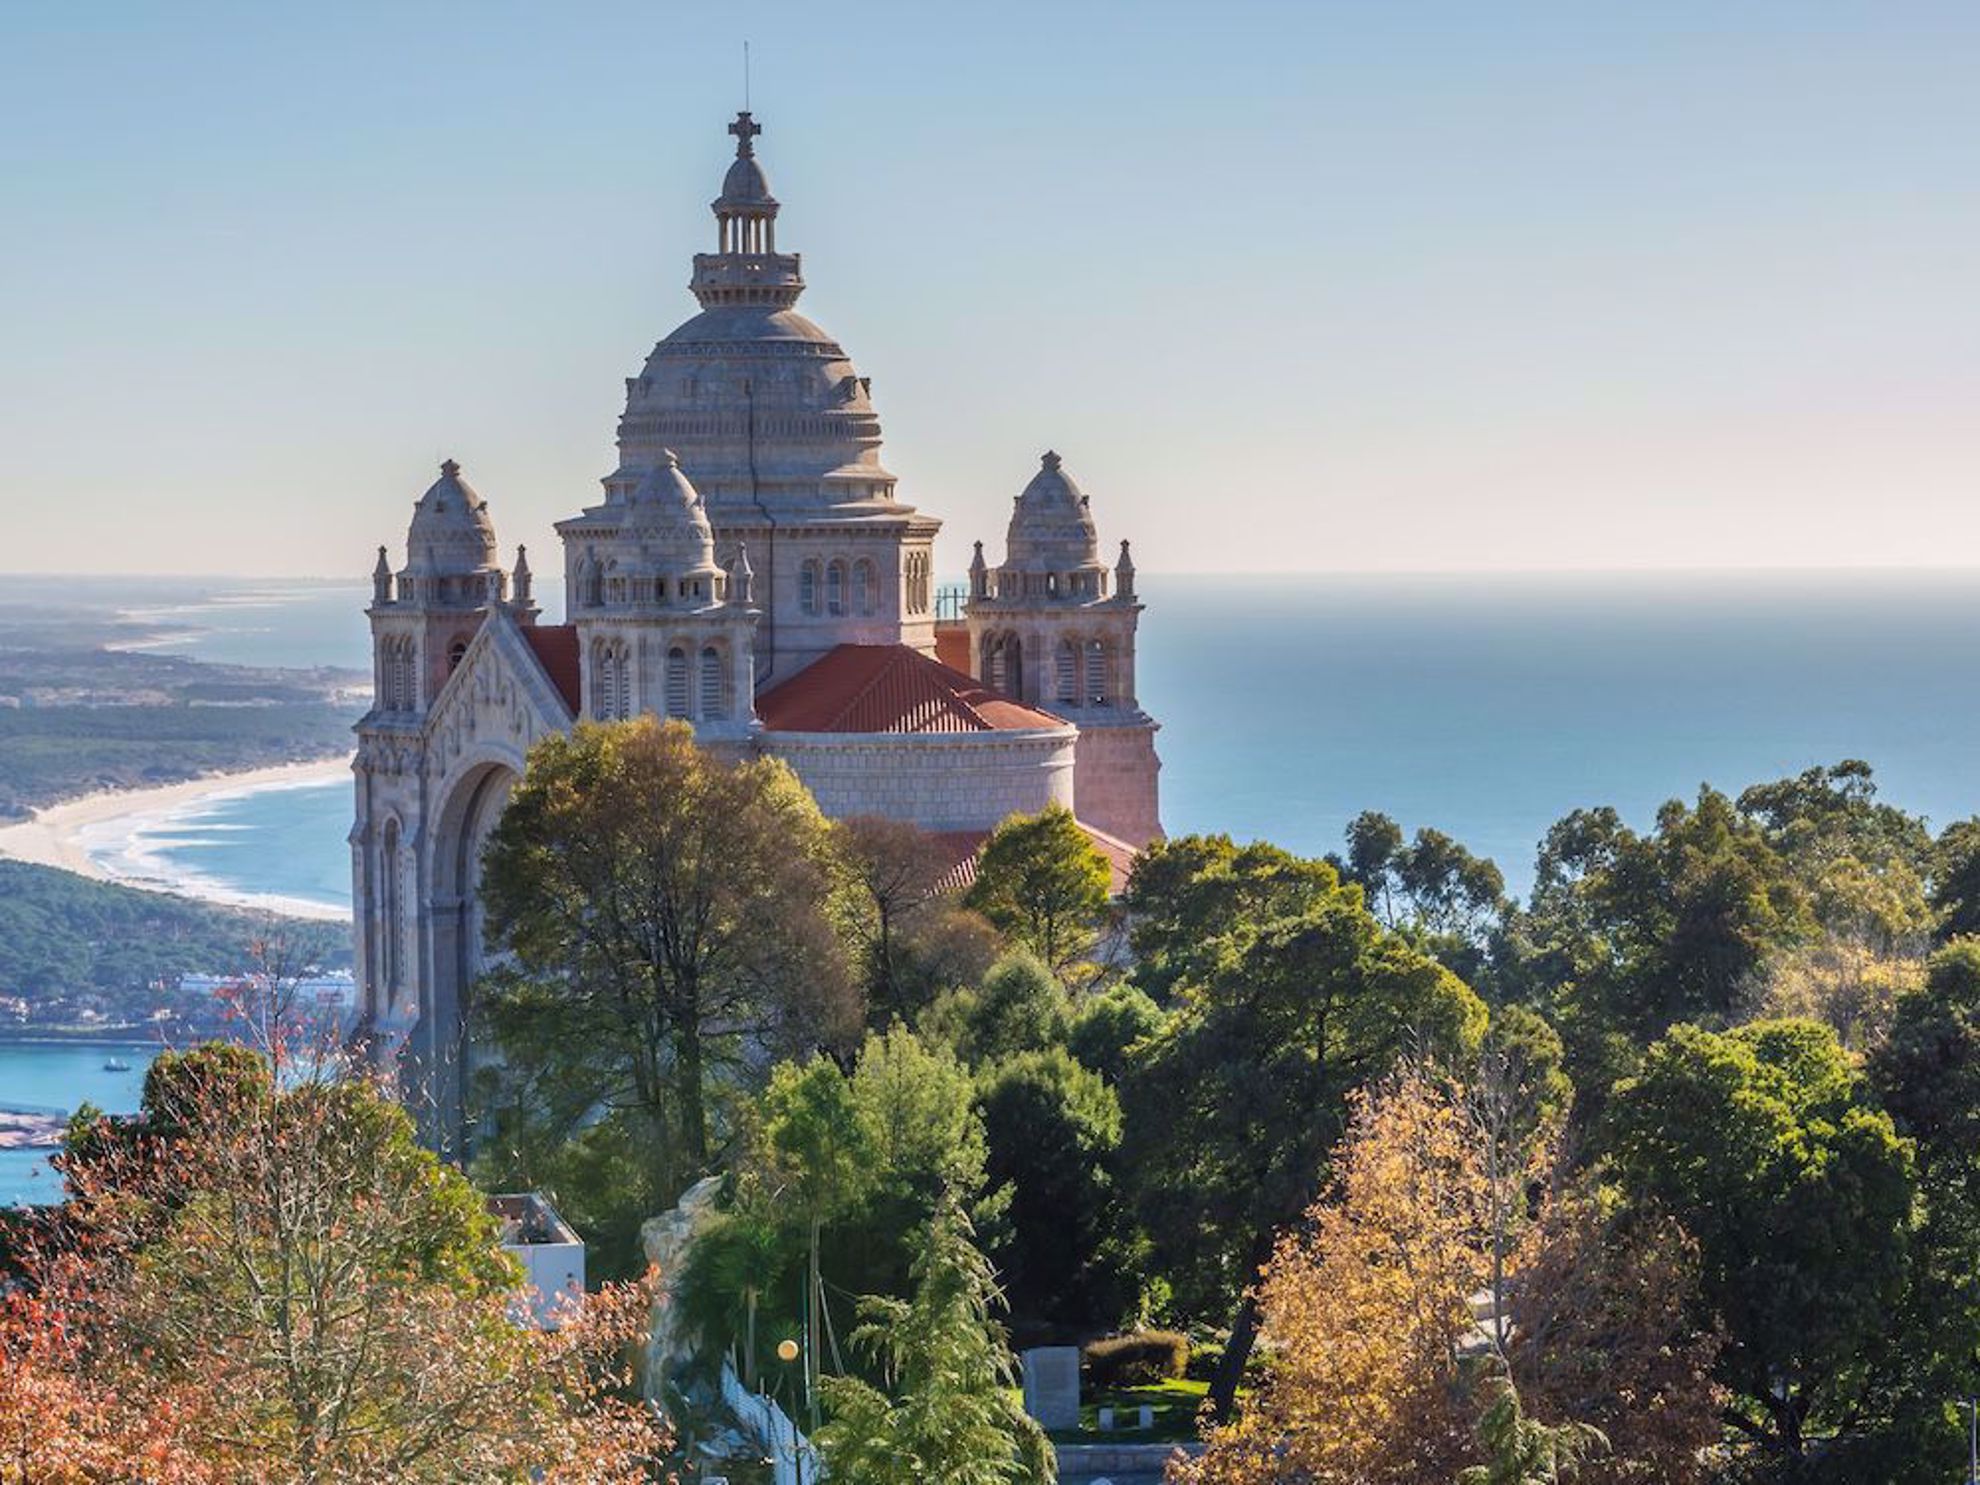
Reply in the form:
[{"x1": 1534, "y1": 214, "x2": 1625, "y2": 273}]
[
  {"x1": 763, "y1": 1057, "x2": 874, "y2": 1226},
  {"x1": 1067, "y1": 982, "x2": 1164, "y2": 1085},
  {"x1": 964, "y1": 804, "x2": 1111, "y2": 972},
  {"x1": 0, "y1": 859, "x2": 348, "y2": 1004},
  {"x1": 1457, "y1": 1373, "x2": 1607, "y2": 1485},
  {"x1": 1082, "y1": 1330, "x2": 1189, "y2": 1389},
  {"x1": 815, "y1": 1192, "x2": 1056, "y2": 1485},
  {"x1": 934, "y1": 951, "x2": 1070, "y2": 1067},
  {"x1": 1334, "y1": 810, "x2": 1511, "y2": 984},
  {"x1": 1123, "y1": 834, "x2": 1340, "y2": 1002},
  {"x1": 1931, "y1": 818, "x2": 1980, "y2": 942},
  {"x1": 473, "y1": 718, "x2": 854, "y2": 1257},
  {"x1": 1507, "y1": 789, "x2": 1818, "y2": 1113},
  {"x1": 1608, "y1": 1019, "x2": 1915, "y2": 1463},
  {"x1": 978, "y1": 1047, "x2": 1137, "y2": 1337},
  {"x1": 1120, "y1": 852, "x2": 1487, "y2": 1418}
]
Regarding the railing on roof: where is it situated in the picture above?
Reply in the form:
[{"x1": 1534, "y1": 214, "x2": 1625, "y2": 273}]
[{"x1": 933, "y1": 582, "x2": 968, "y2": 623}]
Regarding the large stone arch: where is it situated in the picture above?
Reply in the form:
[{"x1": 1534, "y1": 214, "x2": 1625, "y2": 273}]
[{"x1": 415, "y1": 751, "x2": 521, "y2": 1155}]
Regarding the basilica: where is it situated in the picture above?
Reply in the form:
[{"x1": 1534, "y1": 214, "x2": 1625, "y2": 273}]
[{"x1": 350, "y1": 114, "x2": 1162, "y2": 1138}]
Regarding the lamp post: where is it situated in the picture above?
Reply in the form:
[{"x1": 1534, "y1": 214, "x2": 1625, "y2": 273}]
[{"x1": 1967, "y1": 1395, "x2": 1977, "y2": 1485}]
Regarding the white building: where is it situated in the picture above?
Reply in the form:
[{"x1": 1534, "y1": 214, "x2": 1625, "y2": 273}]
[{"x1": 350, "y1": 114, "x2": 1161, "y2": 1147}]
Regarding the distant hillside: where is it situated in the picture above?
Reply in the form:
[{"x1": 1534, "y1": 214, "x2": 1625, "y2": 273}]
[{"x1": 0, "y1": 860, "x2": 350, "y2": 1011}]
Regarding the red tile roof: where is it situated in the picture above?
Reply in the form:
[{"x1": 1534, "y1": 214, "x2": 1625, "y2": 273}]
[
  {"x1": 933, "y1": 621, "x2": 972, "y2": 674},
  {"x1": 755, "y1": 644, "x2": 1066, "y2": 735},
  {"x1": 520, "y1": 624, "x2": 581, "y2": 715}
]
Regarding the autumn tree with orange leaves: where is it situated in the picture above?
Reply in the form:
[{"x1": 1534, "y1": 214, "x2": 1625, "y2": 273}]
[
  {"x1": 1, "y1": 1041, "x2": 668, "y2": 1485},
  {"x1": 1177, "y1": 1066, "x2": 1721, "y2": 1485}
]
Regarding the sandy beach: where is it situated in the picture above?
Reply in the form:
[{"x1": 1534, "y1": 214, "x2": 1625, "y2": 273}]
[{"x1": 0, "y1": 757, "x2": 354, "y2": 920}]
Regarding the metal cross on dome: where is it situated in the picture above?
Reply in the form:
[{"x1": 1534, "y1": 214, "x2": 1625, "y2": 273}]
[{"x1": 728, "y1": 110, "x2": 762, "y2": 156}]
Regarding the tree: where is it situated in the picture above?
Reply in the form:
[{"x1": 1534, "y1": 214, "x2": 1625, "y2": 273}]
[
  {"x1": 978, "y1": 1047, "x2": 1138, "y2": 1337},
  {"x1": 1123, "y1": 834, "x2": 1339, "y2": 1003},
  {"x1": 1181, "y1": 1070, "x2": 1719, "y2": 1485},
  {"x1": 838, "y1": 814, "x2": 998, "y2": 1027},
  {"x1": 1122, "y1": 860, "x2": 1488, "y2": 1421},
  {"x1": 1931, "y1": 818, "x2": 1980, "y2": 941},
  {"x1": 1067, "y1": 981, "x2": 1164, "y2": 1086},
  {"x1": 816, "y1": 1192, "x2": 1056, "y2": 1485},
  {"x1": 928, "y1": 950, "x2": 1071, "y2": 1067},
  {"x1": 1183, "y1": 1070, "x2": 1487, "y2": 1484},
  {"x1": 476, "y1": 718, "x2": 856, "y2": 1233},
  {"x1": 965, "y1": 804, "x2": 1111, "y2": 973},
  {"x1": 1607, "y1": 1019, "x2": 1915, "y2": 1466},
  {"x1": 1333, "y1": 811, "x2": 1511, "y2": 984},
  {"x1": 7, "y1": 1043, "x2": 662, "y2": 1483},
  {"x1": 763, "y1": 1057, "x2": 875, "y2": 1425},
  {"x1": 1506, "y1": 790, "x2": 1817, "y2": 1113},
  {"x1": 1458, "y1": 1376, "x2": 1606, "y2": 1485}
]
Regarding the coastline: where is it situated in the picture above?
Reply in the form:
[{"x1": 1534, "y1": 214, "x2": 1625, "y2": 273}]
[{"x1": 0, "y1": 757, "x2": 354, "y2": 921}]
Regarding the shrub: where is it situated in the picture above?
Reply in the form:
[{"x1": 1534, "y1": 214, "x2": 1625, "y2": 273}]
[{"x1": 1083, "y1": 1329, "x2": 1189, "y2": 1389}]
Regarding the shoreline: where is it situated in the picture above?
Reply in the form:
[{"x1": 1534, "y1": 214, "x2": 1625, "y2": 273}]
[{"x1": 0, "y1": 757, "x2": 354, "y2": 921}]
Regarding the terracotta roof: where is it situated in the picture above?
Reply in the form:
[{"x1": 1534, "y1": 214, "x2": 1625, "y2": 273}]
[
  {"x1": 520, "y1": 624, "x2": 581, "y2": 715},
  {"x1": 933, "y1": 621, "x2": 972, "y2": 674},
  {"x1": 755, "y1": 644, "x2": 1065, "y2": 734},
  {"x1": 928, "y1": 822, "x2": 1136, "y2": 897}
]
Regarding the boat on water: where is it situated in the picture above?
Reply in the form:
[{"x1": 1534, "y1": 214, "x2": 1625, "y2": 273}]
[{"x1": 102, "y1": 1057, "x2": 131, "y2": 1072}]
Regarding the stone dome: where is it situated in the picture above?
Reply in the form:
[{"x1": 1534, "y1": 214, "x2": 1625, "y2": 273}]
[
  {"x1": 719, "y1": 153, "x2": 775, "y2": 207},
  {"x1": 623, "y1": 451, "x2": 720, "y2": 577},
  {"x1": 1004, "y1": 451, "x2": 1103, "y2": 575},
  {"x1": 405, "y1": 459, "x2": 499, "y2": 574},
  {"x1": 613, "y1": 112, "x2": 904, "y2": 517}
]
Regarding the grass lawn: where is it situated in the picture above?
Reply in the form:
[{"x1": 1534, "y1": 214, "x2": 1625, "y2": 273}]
[{"x1": 1044, "y1": 1377, "x2": 1209, "y2": 1445}]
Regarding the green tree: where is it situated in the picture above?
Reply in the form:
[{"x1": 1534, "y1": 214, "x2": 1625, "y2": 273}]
[
  {"x1": 930, "y1": 950, "x2": 1070, "y2": 1067},
  {"x1": 1931, "y1": 818, "x2": 1980, "y2": 942},
  {"x1": 965, "y1": 804, "x2": 1111, "y2": 973},
  {"x1": 1121, "y1": 860, "x2": 1488, "y2": 1421},
  {"x1": 1122, "y1": 834, "x2": 1338, "y2": 1003},
  {"x1": 816, "y1": 1192, "x2": 1056, "y2": 1485},
  {"x1": 1458, "y1": 1374, "x2": 1607, "y2": 1485},
  {"x1": 1067, "y1": 981, "x2": 1164, "y2": 1085},
  {"x1": 978, "y1": 1047, "x2": 1137, "y2": 1337},
  {"x1": 838, "y1": 814, "x2": 999, "y2": 1027},
  {"x1": 1333, "y1": 811, "x2": 1511, "y2": 985},
  {"x1": 475, "y1": 718, "x2": 855, "y2": 1238},
  {"x1": 1507, "y1": 789, "x2": 1817, "y2": 1112},
  {"x1": 1607, "y1": 1019, "x2": 1915, "y2": 1466},
  {"x1": 763, "y1": 1057, "x2": 876, "y2": 1424}
]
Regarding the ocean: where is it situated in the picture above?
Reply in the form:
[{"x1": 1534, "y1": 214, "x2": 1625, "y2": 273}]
[
  {"x1": 0, "y1": 1042, "x2": 157, "y2": 1205},
  {"x1": 83, "y1": 569, "x2": 1980, "y2": 910}
]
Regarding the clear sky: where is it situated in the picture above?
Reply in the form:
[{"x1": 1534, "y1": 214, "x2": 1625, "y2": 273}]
[{"x1": 2, "y1": 1, "x2": 1977, "y2": 577}]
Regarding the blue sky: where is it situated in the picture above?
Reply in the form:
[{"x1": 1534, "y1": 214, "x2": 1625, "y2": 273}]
[{"x1": 2, "y1": 2, "x2": 1977, "y2": 575}]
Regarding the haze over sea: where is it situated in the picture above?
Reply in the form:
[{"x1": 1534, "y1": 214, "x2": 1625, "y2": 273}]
[{"x1": 93, "y1": 568, "x2": 1980, "y2": 914}]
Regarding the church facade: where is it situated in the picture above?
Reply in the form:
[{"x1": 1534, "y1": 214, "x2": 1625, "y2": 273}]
[{"x1": 349, "y1": 114, "x2": 1161, "y2": 1143}]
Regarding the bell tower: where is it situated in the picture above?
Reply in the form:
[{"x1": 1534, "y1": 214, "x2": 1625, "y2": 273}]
[{"x1": 964, "y1": 451, "x2": 1161, "y2": 847}]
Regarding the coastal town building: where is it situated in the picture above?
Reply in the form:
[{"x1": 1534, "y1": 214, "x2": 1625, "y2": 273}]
[{"x1": 349, "y1": 114, "x2": 1161, "y2": 1145}]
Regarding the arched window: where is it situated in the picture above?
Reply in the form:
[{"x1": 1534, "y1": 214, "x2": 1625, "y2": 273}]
[
  {"x1": 986, "y1": 633, "x2": 1022, "y2": 698},
  {"x1": 699, "y1": 645, "x2": 728, "y2": 719},
  {"x1": 389, "y1": 638, "x2": 415, "y2": 711},
  {"x1": 854, "y1": 560, "x2": 875, "y2": 615},
  {"x1": 800, "y1": 561, "x2": 820, "y2": 615},
  {"x1": 591, "y1": 640, "x2": 613, "y2": 720},
  {"x1": 380, "y1": 819, "x2": 402, "y2": 996},
  {"x1": 613, "y1": 642, "x2": 632, "y2": 720},
  {"x1": 666, "y1": 647, "x2": 690, "y2": 717},
  {"x1": 447, "y1": 638, "x2": 468, "y2": 673},
  {"x1": 1055, "y1": 640, "x2": 1079, "y2": 705},
  {"x1": 827, "y1": 560, "x2": 847, "y2": 616},
  {"x1": 1085, "y1": 639, "x2": 1111, "y2": 705}
]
